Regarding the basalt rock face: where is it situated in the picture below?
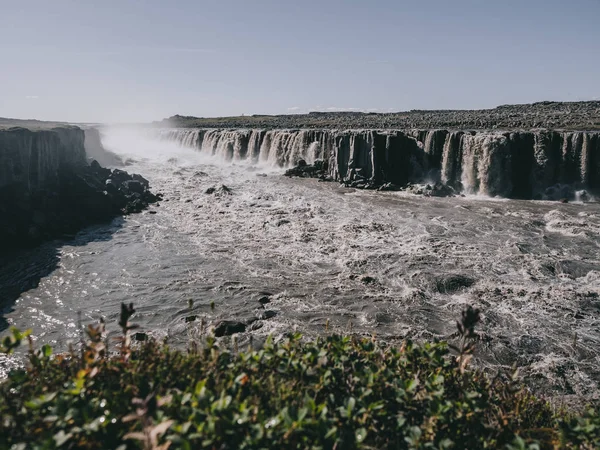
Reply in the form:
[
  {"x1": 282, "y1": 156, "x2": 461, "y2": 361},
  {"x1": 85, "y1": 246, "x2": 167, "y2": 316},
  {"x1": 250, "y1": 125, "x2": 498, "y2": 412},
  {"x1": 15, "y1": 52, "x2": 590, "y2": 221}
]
[
  {"x1": 0, "y1": 126, "x2": 87, "y2": 192},
  {"x1": 0, "y1": 127, "x2": 159, "y2": 251},
  {"x1": 160, "y1": 128, "x2": 600, "y2": 200}
]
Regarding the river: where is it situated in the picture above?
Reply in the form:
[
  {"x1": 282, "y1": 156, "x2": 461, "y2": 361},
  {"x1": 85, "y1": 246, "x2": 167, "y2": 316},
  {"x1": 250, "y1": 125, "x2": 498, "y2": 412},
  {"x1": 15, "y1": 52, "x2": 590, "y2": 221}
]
[{"x1": 1, "y1": 129, "x2": 599, "y2": 401}]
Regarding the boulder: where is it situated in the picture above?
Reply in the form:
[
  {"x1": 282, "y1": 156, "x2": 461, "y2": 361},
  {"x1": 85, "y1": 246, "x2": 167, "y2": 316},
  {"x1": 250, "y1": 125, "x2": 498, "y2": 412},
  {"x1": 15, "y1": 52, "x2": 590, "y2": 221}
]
[
  {"x1": 205, "y1": 185, "x2": 232, "y2": 196},
  {"x1": 123, "y1": 179, "x2": 144, "y2": 194},
  {"x1": 256, "y1": 310, "x2": 277, "y2": 320},
  {"x1": 214, "y1": 320, "x2": 246, "y2": 337}
]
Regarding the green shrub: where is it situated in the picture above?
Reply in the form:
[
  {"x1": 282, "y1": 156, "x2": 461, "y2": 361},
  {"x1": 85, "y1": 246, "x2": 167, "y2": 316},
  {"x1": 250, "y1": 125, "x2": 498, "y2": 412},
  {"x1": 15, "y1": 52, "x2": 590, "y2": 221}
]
[{"x1": 0, "y1": 305, "x2": 597, "y2": 449}]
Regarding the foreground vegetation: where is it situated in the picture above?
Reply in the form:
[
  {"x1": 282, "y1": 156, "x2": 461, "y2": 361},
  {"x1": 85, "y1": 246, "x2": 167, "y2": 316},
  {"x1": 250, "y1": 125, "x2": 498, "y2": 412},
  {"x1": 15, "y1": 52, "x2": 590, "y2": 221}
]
[{"x1": 1, "y1": 305, "x2": 599, "y2": 449}]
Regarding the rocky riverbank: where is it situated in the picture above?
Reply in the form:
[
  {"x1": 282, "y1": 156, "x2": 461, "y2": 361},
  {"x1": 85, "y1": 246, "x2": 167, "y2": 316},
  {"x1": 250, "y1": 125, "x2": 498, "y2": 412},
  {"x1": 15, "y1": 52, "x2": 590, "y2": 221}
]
[{"x1": 0, "y1": 126, "x2": 160, "y2": 251}]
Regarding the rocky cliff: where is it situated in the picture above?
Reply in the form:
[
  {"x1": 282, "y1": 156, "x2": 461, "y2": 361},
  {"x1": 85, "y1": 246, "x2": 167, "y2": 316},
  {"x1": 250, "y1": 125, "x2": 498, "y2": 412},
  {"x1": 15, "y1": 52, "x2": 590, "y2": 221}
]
[
  {"x1": 0, "y1": 127, "x2": 158, "y2": 251},
  {"x1": 160, "y1": 128, "x2": 600, "y2": 200},
  {"x1": 0, "y1": 126, "x2": 87, "y2": 192}
]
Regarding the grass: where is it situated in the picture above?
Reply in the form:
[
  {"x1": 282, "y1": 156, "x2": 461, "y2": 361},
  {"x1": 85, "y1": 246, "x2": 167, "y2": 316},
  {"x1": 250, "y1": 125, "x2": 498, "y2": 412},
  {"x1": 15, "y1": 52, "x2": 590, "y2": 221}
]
[{"x1": 0, "y1": 304, "x2": 599, "y2": 449}]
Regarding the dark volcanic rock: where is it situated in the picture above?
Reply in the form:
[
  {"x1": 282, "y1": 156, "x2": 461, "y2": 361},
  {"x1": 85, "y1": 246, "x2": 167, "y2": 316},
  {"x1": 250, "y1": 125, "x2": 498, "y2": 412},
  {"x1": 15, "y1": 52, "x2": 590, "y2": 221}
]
[
  {"x1": 214, "y1": 320, "x2": 246, "y2": 337},
  {"x1": 285, "y1": 159, "x2": 331, "y2": 180},
  {"x1": 161, "y1": 100, "x2": 600, "y2": 131},
  {"x1": 205, "y1": 184, "x2": 232, "y2": 196},
  {"x1": 256, "y1": 310, "x2": 277, "y2": 320},
  {"x1": 258, "y1": 296, "x2": 271, "y2": 306},
  {"x1": 0, "y1": 127, "x2": 160, "y2": 251}
]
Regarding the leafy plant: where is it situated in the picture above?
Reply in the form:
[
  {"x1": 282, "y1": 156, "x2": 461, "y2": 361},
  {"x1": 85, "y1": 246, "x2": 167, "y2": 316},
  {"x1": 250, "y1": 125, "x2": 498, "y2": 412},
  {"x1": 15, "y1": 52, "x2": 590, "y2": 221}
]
[{"x1": 0, "y1": 303, "x2": 597, "y2": 449}]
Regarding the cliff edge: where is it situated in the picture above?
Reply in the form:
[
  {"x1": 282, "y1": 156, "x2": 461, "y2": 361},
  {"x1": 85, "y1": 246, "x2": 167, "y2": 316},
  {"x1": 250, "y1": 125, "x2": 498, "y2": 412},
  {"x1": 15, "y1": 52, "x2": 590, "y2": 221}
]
[{"x1": 0, "y1": 126, "x2": 159, "y2": 252}]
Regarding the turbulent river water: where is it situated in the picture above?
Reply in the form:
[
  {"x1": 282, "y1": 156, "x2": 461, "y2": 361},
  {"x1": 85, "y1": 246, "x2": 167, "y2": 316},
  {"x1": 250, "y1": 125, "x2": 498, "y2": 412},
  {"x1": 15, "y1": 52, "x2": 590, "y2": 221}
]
[{"x1": 1, "y1": 129, "x2": 599, "y2": 401}]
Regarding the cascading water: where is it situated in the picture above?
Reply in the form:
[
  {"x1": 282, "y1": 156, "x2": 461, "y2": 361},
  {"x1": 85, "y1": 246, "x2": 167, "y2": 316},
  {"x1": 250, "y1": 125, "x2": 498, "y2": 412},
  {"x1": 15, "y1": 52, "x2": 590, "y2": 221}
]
[
  {"x1": 157, "y1": 129, "x2": 332, "y2": 168},
  {"x1": 157, "y1": 128, "x2": 600, "y2": 200}
]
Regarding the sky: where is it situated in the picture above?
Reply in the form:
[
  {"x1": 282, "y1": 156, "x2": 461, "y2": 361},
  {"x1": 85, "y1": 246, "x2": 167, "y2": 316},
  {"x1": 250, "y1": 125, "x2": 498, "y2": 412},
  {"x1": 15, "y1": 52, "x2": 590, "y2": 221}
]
[{"x1": 1, "y1": 0, "x2": 599, "y2": 123}]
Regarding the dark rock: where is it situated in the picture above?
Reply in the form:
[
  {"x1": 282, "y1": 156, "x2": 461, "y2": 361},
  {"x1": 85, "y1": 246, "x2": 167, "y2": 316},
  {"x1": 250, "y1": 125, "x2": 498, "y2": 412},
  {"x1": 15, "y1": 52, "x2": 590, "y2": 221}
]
[
  {"x1": 110, "y1": 169, "x2": 131, "y2": 185},
  {"x1": 360, "y1": 275, "x2": 377, "y2": 285},
  {"x1": 427, "y1": 183, "x2": 455, "y2": 198},
  {"x1": 132, "y1": 173, "x2": 150, "y2": 188},
  {"x1": 214, "y1": 320, "x2": 246, "y2": 337},
  {"x1": 123, "y1": 179, "x2": 144, "y2": 194},
  {"x1": 258, "y1": 296, "x2": 271, "y2": 305},
  {"x1": 285, "y1": 159, "x2": 330, "y2": 179},
  {"x1": 313, "y1": 159, "x2": 329, "y2": 171},
  {"x1": 256, "y1": 310, "x2": 277, "y2": 320},
  {"x1": 0, "y1": 137, "x2": 159, "y2": 251},
  {"x1": 134, "y1": 332, "x2": 148, "y2": 341},
  {"x1": 247, "y1": 321, "x2": 264, "y2": 331},
  {"x1": 205, "y1": 185, "x2": 232, "y2": 196},
  {"x1": 105, "y1": 179, "x2": 119, "y2": 194}
]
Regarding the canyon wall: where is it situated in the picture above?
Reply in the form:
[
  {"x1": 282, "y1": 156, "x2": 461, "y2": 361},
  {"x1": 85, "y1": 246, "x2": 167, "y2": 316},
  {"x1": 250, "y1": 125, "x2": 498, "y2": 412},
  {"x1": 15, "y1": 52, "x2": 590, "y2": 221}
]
[
  {"x1": 0, "y1": 126, "x2": 87, "y2": 193},
  {"x1": 0, "y1": 126, "x2": 157, "y2": 251},
  {"x1": 160, "y1": 128, "x2": 600, "y2": 199}
]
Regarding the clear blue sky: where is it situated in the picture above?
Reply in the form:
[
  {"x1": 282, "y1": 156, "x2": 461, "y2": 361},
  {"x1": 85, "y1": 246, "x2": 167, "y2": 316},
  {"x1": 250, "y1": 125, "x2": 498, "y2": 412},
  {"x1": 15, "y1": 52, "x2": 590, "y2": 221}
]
[{"x1": 1, "y1": 0, "x2": 599, "y2": 123}]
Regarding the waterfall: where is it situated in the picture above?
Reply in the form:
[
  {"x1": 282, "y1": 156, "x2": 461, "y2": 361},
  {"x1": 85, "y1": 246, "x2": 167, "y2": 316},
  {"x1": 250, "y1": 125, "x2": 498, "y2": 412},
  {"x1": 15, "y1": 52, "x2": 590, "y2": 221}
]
[
  {"x1": 440, "y1": 132, "x2": 463, "y2": 186},
  {"x1": 157, "y1": 128, "x2": 600, "y2": 199}
]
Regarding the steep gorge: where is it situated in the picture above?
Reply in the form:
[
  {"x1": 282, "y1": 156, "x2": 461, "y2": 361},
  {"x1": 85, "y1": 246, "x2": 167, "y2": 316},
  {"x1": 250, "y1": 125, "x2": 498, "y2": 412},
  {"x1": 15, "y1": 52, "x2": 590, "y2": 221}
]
[
  {"x1": 0, "y1": 126, "x2": 157, "y2": 251},
  {"x1": 160, "y1": 128, "x2": 600, "y2": 199}
]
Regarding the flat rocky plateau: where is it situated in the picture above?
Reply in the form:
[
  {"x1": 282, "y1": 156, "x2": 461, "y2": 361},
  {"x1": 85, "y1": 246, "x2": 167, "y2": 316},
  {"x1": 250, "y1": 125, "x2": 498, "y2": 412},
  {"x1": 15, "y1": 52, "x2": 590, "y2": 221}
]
[{"x1": 160, "y1": 100, "x2": 600, "y2": 131}]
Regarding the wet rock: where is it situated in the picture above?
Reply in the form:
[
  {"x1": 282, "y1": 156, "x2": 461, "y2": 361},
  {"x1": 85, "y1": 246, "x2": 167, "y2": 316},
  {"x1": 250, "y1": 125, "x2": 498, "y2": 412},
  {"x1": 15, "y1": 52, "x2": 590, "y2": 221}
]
[
  {"x1": 214, "y1": 320, "x2": 246, "y2": 337},
  {"x1": 258, "y1": 296, "x2": 271, "y2": 306},
  {"x1": 132, "y1": 173, "x2": 150, "y2": 188},
  {"x1": 360, "y1": 275, "x2": 377, "y2": 285},
  {"x1": 256, "y1": 310, "x2": 277, "y2": 320},
  {"x1": 285, "y1": 159, "x2": 330, "y2": 179},
  {"x1": 205, "y1": 184, "x2": 232, "y2": 196},
  {"x1": 247, "y1": 321, "x2": 264, "y2": 331},
  {"x1": 426, "y1": 183, "x2": 455, "y2": 198},
  {"x1": 123, "y1": 179, "x2": 144, "y2": 194},
  {"x1": 134, "y1": 332, "x2": 149, "y2": 342}
]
